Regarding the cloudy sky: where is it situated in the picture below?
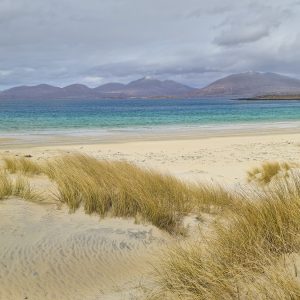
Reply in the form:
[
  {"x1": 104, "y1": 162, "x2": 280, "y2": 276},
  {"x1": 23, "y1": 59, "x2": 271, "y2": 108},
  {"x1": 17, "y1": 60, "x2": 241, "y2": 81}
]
[{"x1": 0, "y1": 0, "x2": 300, "y2": 89}]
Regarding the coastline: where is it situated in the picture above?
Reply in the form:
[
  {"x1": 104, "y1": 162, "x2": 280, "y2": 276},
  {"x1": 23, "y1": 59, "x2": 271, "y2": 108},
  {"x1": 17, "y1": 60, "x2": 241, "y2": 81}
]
[
  {"x1": 1, "y1": 124, "x2": 300, "y2": 299},
  {"x1": 2, "y1": 120, "x2": 300, "y2": 148},
  {"x1": 1, "y1": 125, "x2": 300, "y2": 184}
]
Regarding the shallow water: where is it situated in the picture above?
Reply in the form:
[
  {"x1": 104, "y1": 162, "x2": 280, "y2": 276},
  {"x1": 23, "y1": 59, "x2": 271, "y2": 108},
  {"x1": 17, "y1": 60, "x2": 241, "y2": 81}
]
[{"x1": 1, "y1": 98, "x2": 300, "y2": 136}]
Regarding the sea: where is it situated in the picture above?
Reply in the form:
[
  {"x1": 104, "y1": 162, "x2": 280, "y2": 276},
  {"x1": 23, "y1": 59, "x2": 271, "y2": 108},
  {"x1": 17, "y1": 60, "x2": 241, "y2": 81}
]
[{"x1": 1, "y1": 98, "x2": 300, "y2": 143}]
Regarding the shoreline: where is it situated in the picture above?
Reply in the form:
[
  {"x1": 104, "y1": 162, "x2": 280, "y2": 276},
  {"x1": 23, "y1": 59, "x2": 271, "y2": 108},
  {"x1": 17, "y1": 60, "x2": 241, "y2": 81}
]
[
  {"x1": 1, "y1": 129, "x2": 300, "y2": 185},
  {"x1": 2, "y1": 121, "x2": 300, "y2": 148},
  {"x1": 2, "y1": 125, "x2": 300, "y2": 299}
]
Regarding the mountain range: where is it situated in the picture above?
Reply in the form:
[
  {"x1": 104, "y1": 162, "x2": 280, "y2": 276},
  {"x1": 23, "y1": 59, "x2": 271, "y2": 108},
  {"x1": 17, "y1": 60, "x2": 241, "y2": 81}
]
[
  {"x1": 0, "y1": 77, "x2": 195, "y2": 100},
  {"x1": 1, "y1": 72, "x2": 300, "y2": 100}
]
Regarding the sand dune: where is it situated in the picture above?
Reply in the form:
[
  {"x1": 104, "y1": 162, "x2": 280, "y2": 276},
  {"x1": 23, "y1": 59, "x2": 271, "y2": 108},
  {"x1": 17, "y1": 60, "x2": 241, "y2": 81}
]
[
  {"x1": 1, "y1": 131, "x2": 300, "y2": 299},
  {"x1": 0, "y1": 199, "x2": 168, "y2": 300}
]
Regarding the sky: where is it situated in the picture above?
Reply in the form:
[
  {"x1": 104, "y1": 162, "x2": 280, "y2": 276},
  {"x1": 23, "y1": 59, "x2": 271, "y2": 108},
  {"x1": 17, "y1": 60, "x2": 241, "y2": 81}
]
[{"x1": 0, "y1": 0, "x2": 300, "y2": 89}]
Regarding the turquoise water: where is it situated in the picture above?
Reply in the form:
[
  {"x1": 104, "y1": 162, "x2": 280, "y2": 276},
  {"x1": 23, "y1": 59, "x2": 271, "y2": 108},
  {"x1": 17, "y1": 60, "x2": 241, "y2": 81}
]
[{"x1": 1, "y1": 98, "x2": 300, "y2": 135}]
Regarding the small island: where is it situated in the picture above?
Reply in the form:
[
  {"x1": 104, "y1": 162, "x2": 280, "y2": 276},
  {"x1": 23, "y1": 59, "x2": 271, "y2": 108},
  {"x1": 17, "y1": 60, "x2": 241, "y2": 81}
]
[{"x1": 239, "y1": 94, "x2": 300, "y2": 100}]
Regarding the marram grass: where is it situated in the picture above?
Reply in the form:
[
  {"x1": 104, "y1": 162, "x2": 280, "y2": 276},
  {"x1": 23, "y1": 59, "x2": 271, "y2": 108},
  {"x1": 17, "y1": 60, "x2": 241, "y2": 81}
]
[
  {"x1": 43, "y1": 153, "x2": 234, "y2": 234},
  {"x1": 45, "y1": 154, "x2": 195, "y2": 234},
  {"x1": 247, "y1": 161, "x2": 294, "y2": 185},
  {"x1": 3, "y1": 156, "x2": 42, "y2": 175},
  {"x1": 2, "y1": 154, "x2": 235, "y2": 233},
  {"x1": 0, "y1": 171, "x2": 13, "y2": 199},
  {"x1": 0, "y1": 172, "x2": 40, "y2": 201},
  {"x1": 153, "y1": 171, "x2": 300, "y2": 299},
  {"x1": 2, "y1": 154, "x2": 300, "y2": 298}
]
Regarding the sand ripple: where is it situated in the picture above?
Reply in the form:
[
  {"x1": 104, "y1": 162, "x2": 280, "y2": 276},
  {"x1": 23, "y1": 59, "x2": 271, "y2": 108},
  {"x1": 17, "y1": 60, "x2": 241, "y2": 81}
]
[{"x1": 0, "y1": 199, "x2": 167, "y2": 300}]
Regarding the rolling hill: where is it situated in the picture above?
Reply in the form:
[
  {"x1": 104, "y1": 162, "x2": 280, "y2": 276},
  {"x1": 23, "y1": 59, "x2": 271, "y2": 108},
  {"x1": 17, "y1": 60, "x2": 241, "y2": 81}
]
[{"x1": 191, "y1": 72, "x2": 300, "y2": 98}]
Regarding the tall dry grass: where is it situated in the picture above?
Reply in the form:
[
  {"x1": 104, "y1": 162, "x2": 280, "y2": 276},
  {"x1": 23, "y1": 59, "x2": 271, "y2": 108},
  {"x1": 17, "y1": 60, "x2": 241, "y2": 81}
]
[
  {"x1": 45, "y1": 154, "x2": 194, "y2": 234},
  {"x1": 0, "y1": 171, "x2": 13, "y2": 199},
  {"x1": 3, "y1": 156, "x2": 42, "y2": 175},
  {"x1": 193, "y1": 183, "x2": 236, "y2": 213},
  {"x1": 43, "y1": 154, "x2": 234, "y2": 234},
  {"x1": 247, "y1": 161, "x2": 293, "y2": 184},
  {"x1": 3, "y1": 154, "x2": 300, "y2": 298},
  {"x1": 153, "y1": 171, "x2": 300, "y2": 299},
  {"x1": 0, "y1": 171, "x2": 40, "y2": 201}
]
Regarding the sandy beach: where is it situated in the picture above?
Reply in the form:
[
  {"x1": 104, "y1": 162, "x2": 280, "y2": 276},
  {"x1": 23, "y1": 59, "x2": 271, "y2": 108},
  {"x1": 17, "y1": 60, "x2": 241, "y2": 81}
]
[
  {"x1": 1, "y1": 129, "x2": 300, "y2": 299},
  {"x1": 1, "y1": 130, "x2": 300, "y2": 183},
  {"x1": 2, "y1": 0, "x2": 300, "y2": 297}
]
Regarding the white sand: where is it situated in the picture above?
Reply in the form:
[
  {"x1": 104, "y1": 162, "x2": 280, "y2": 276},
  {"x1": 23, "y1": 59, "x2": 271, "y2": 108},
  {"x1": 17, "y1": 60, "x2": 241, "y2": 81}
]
[
  {"x1": 0, "y1": 199, "x2": 168, "y2": 300},
  {"x1": 2, "y1": 132, "x2": 300, "y2": 184},
  {"x1": 1, "y1": 130, "x2": 300, "y2": 299}
]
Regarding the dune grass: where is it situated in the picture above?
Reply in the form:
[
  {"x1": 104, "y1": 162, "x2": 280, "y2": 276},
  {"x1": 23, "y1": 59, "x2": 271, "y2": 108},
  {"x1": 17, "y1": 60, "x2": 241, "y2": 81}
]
[
  {"x1": 3, "y1": 154, "x2": 300, "y2": 298},
  {"x1": 13, "y1": 176, "x2": 41, "y2": 201},
  {"x1": 192, "y1": 183, "x2": 236, "y2": 213},
  {"x1": 153, "y1": 171, "x2": 300, "y2": 299},
  {"x1": 0, "y1": 172, "x2": 13, "y2": 199},
  {"x1": 3, "y1": 156, "x2": 42, "y2": 175},
  {"x1": 0, "y1": 171, "x2": 40, "y2": 201},
  {"x1": 2, "y1": 153, "x2": 235, "y2": 233},
  {"x1": 153, "y1": 248, "x2": 300, "y2": 300},
  {"x1": 45, "y1": 154, "x2": 195, "y2": 234},
  {"x1": 247, "y1": 161, "x2": 293, "y2": 185},
  {"x1": 42, "y1": 153, "x2": 234, "y2": 234}
]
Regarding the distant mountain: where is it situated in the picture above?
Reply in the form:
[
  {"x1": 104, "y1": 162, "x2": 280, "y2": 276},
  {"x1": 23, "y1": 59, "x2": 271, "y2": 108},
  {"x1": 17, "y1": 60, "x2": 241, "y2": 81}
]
[
  {"x1": 0, "y1": 84, "x2": 62, "y2": 99},
  {"x1": 0, "y1": 77, "x2": 195, "y2": 100},
  {"x1": 3, "y1": 72, "x2": 300, "y2": 100},
  {"x1": 58, "y1": 84, "x2": 94, "y2": 99},
  {"x1": 117, "y1": 77, "x2": 195, "y2": 97},
  {"x1": 93, "y1": 82, "x2": 125, "y2": 94},
  {"x1": 191, "y1": 72, "x2": 300, "y2": 98}
]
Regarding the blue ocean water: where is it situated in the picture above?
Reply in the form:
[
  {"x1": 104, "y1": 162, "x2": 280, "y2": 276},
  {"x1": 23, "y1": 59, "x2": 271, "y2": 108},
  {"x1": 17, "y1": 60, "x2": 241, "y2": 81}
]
[{"x1": 1, "y1": 98, "x2": 300, "y2": 134}]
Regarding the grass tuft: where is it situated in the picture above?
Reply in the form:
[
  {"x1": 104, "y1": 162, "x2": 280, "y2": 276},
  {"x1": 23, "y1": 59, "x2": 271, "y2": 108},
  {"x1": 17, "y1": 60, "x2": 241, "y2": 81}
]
[
  {"x1": 43, "y1": 154, "x2": 235, "y2": 234},
  {"x1": 247, "y1": 161, "x2": 294, "y2": 184},
  {"x1": 192, "y1": 183, "x2": 236, "y2": 213},
  {"x1": 0, "y1": 171, "x2": 40, "y2": 201},
  {"x1": 13, "y1": 176, "x2": 41, "y2": 201},
  {"x1": 45, "y1": 154, "x2": 195, "y2": 234},
  {"x1": 3, "y1": 156, "x2": 42, "y2": 175},
  {"x1": 0, "y1": 171, "x2": 13, "y2": 199},
  {"x1": 153, "y1": 170, "x2": 300, "y2": 299}
]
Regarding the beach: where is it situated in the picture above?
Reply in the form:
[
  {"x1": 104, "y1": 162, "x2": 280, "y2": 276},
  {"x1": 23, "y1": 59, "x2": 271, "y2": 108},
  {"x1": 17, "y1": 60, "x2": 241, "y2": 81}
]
[
  {"x1": 2, "y1": 0, "x2": 300, "y2": 297},
  {"x1": 1, "y1": 129, "x2": 300, "y2": 299},
  {"x1": 1, "y1": 129, "x2": 300, "y2": 183}
]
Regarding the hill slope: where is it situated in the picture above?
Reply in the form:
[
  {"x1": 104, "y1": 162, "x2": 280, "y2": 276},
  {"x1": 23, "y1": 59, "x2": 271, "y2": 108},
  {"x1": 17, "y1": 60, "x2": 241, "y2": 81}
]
[{"x1": 192, "y1": 72, "x2": 300, "y2": 98}]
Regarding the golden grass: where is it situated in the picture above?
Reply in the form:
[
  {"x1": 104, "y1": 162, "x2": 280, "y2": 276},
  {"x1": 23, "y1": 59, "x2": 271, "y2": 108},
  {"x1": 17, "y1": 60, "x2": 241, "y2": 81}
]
[
  {"x1": 45, "y1": 154, "x2": 194, "y2": 234},
  {"x1": 192, "y1": 183, "x2": 236, "y2": 213},
  {"x1": 3, "y1": 154, "x2": 300, "y2": 298},
  {"x1": 3, "y1": 156, "x2": 42, "y2": 175},
  {"x1": 153, "y1": 250, "x2": 300, "y2": 299},
  {"x1": 13, "y1": 176, "x2": 41, "y2": 201},
  {"x1": 0, "y1": 171, "x2": 13, "y2": 199},
  {"x1": 0, "y1": 171, "x2": 40, "y2": 201},
  {"x1": 41, "y1": 153, "x2": 234, "y2": 234},
  {"x1": 247, "y1": 161, "x2": 293, "y2": 184},
  {"x1": 242, "y1": 259, "x2": 300, "y2": 299},
  {"x1": 153, "y1": 171, "x2": 300, "y2": 299},
  {"x1": 2, "y1": 153, "x2": 235, "y2": 233}
]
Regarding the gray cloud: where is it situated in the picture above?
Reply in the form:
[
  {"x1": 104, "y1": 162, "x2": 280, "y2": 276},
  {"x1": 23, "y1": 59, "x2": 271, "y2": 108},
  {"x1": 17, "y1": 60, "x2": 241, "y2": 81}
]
[
  {"x1": 0, "y1": 0, "x2": 299, "y2": 89},
  {"x1": 213, "y1": 3, "x2": 291, "y2": 46},
  {"x1": 214, "y1": 26, "x2": 271, "y2": 46}
]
